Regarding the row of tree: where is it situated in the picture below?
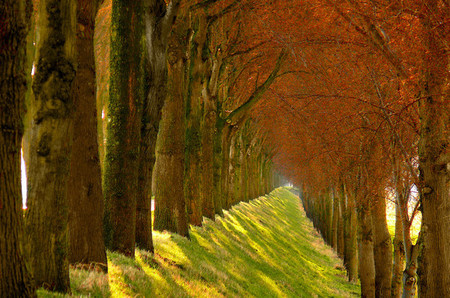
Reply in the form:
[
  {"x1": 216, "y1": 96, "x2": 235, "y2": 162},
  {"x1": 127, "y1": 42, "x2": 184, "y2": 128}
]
[
  {"x1": 249, "y1": 1, "x2": 449, "y2": 297},
  {"x1": 1, "y1": 0, "x2": 284, "y2": 295}
]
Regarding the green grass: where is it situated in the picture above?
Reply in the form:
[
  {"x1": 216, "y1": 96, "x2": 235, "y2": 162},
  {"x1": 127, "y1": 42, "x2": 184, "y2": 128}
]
[{"x1": 38, "y1": 187, "x2": 360, "y2": 297}]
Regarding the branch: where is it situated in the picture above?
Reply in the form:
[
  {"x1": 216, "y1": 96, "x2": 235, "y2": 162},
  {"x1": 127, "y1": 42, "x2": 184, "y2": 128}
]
[{"x1": 225, "y1": 48, "x2": 289, "y2": 123}]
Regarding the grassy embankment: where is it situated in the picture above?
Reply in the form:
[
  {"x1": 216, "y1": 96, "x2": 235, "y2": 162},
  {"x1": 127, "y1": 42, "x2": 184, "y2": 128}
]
[{"x1": 38, "y1": 187, "x2": 360, "y2": 297}]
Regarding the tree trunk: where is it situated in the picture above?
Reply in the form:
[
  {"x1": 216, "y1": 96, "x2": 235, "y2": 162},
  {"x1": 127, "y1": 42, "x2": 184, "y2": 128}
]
[
  {"x1": 103, "y1": 0, "x2": 143, "y2": 257},
  {"x1": 391, "y1": 200, "x2": 405, "y2": 298},
  {"x1": 213, "y1": 119, "x2": 225, "y2": 215},
  {"x1": 0, "y1": 1, "x2": 35, "y2": 296},
  {"x1": 357, "y1": 198, "x2": 376, "y2": 298},
  {"x1": 67, "y1": 0, "x2": 107, "y2": 271},
  {"x1": 184, "y1": 15, "x2": 207, "y2": 226},
  {"x1": 200, "y1": 94, "x2": 216, "y2": 219},
  {"x1": 417, "y1": 2, "x2": 450, "y2": 296},
  {"x1": 153, "y1": 26, "x2": 189, "y2": 237},
  {"x1": 372, "y1": 193, "x2": 393, "y2": 298},
  {"x1": 135, "y1": 0, "x2": 180, "y2": 252},
  {"x1": 331, "y1": 189, "x2": 339, "y2": 251},
  {"x1": 25, "y1": 0, "x2": 76, "y2": 292}
]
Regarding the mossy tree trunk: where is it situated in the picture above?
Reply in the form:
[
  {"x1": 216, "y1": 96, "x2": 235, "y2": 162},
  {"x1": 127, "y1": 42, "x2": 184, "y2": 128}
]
[
  {"x1": 25, "y1": 0, "x2": 76, "y2": 292},
  {"x1": 153, "y1": 19, "x2": 189, "y2": 237},
  {"x1": 103, "y1": 0, "x2": 144, "y2": 257},
  {"x1": 184, "y1": 14, "x2": 207, "y2": 226},
  {"x1": 135, "y1": 0, "x2": 180, "y2": 252},
  {"x1": 371, "y1": 192, "x2": 392, "y2": 298},
  {"x1": 0, "y1": 1, "x2": 35, "y2": 296},
  {"x1": 67, "y1": 0, "x2": 107, "y2": 270},
  {"x1": 417, "y1": 1, "x2": 450, "y2": 295}
]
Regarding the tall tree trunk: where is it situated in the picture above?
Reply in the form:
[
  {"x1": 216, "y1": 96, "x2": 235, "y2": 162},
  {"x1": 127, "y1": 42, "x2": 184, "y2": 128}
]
[
  {"x1": 331, "y1": 189, "x2": 339, "y2": 251},
  {"x1": 220, "y1": 124, "x2": 233, "y2": 210},
  {"x1": 357, "y1": 197, "x2": 376, "y2": 297},
  {"x1": 0, "y1": 1, "x2": 35, "y2": 296},
  {"x1": 392, "y1": 198, "x2": 405, "y2": 298},
  {"x1": 213, "y1": 119, "x2": 225, "y2": 215},
  {"x1": 372, "y1": 193, "x2": 393, "y2": 298},
  {"x1": 135, "y1": 0, "x2": 180, "y2": 252},
  {"x1": 200, "y1": 94, "x2": 216, "y2": 219},
  {"x1": 103, "y1": 0, "x2": 143, "y2": 257},
  {"x1": 184, "y1": 15, "x2": 207, "y2": 226},
  {"x1": 153, "y1": 25, "x2": 189, "y2": 237},
  {"x1": 25, "y1": 0, "x2": 76, "y2": 292},
  {"x1": 417, "y1": 2, "x2": 450, "y2": 296},
  {"x1": 67, "y1": 0, "x2": 107, "y2": 270}
]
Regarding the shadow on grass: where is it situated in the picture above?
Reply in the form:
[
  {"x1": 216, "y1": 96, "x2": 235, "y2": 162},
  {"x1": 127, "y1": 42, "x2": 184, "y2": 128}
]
[{"x1": 37, "y1": 188, "x2": 359, "y2": 297}]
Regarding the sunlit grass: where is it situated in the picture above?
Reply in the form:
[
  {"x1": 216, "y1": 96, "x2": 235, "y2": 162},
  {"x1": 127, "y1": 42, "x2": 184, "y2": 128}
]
[{"x1": 37, "y1": 187, "x2": 359, "y2": 297}]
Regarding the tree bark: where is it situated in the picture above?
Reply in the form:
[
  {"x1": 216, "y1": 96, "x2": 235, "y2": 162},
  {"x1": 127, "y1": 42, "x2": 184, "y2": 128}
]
[
  {"x1": 103, "y1": 0, "x2": 144, "y2": 257},
  {"x1": 67, "y1": 0, "x2": 107, "y2": 271},
  {"x1": 391, "y1": 200, "x2": 405, "y2": 298},
  {"x1": 135, "y1": 0, "x2": 180, "y2": 252},
  {"x1": 0, "y1": 1, "x2": 35, "y2": 296},
  {"x1": 357, "y1": 197, "x2": 376, "y2": 297},
  {"x1": 25, "y1": 0, "x2": 76, "y2": 292},
  {"x1": 184, "y1": 15, "x2": 207, "y2": 226},
  {"x1": 372, "y1": 193, "x2": 393, "y2": 298},
  {"x1": 417, "y1": 2, "x2": 450, "y2": 296},
  {"x1": 200, "y1": 94, "x2": 216, "y2": 219},
  {"x1": 153, "y1": 23, "x2": 189, "y2": 237}
]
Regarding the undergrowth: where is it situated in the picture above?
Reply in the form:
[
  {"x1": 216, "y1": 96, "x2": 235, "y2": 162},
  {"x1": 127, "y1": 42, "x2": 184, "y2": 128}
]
[{"x1": 38, "y1": 187, "x2": 360, "y2": 297}]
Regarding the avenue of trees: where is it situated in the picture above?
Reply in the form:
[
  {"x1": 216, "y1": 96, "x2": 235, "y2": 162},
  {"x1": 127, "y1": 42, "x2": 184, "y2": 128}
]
[{"x1": 1, "y1": 0, "x2": 448, "y2": 297}]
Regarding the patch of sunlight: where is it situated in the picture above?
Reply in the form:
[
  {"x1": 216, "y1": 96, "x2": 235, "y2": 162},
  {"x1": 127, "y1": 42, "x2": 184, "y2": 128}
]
[
  {"x1": 153, "y1": 231, "x2": 189, "y2": 265},
  {"x1": 258, "y1": 272, "x2": 287, "y2": 298},
  {"x1": 135, "y1": 252, "x2": 170, "y2": 294},
  {"x1": 192, "y1": 232, "x2": 215, "y2": 252},
  {"x1": 221, "y1": 214, "x2": 248, "y2": 235},
  {"x1": 108, "y1": 262, "x2": 133, "y2": 298}
]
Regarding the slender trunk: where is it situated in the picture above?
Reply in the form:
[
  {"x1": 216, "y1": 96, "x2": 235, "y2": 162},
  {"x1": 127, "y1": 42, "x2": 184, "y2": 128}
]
[
  {"x1": 200, "y1": 95, "x2": 216, "y2": 219},
  {"x1": 392, "y1": 201, "x2": 405, "y2": 298},
  {"x1": 185, "y1": 108, "x2": 202, "y2": 225},
  {"x1": 372, "y1": 193, "x2": 393, "y2": 298},
  {"x1": 25, "y1": 0, "x2": 76, "y2": 291},
  {"x1": 213, "y1": 119, "x2": 225, "y2": 215},
  {"x1": 153, "y1": 26, "x2": 189, "y2": 237},
  {"x1": 0, "y1": 1, "x2": 35, "y2": 295},
  {"x1": 417, "y1": 2, "x2": 450, "y2": 295},
  {"x1": 337, "y1": 190, "x2": 345, "y2": 259},
  {"x1": 227, "y1": 129, "x2": 238, "y2": 208},
  {"x1": 332, "y1": 190, "x2": 339, "y2": 251},
  {"x1": 357, "y1": 197, "x2": 376, "y2": 297},
  {"x1": 103, "y1": 0, "x2": 143, "y2": 256},
  {"x1": 397, "y1": 184, "x2": 418, "y2": 297},
  {"x1": 220, "y1": 124, "x2": 233, "y2": 210},
  {"x1": 67, "y1": 0, "x2": 107, "y2": 270}
]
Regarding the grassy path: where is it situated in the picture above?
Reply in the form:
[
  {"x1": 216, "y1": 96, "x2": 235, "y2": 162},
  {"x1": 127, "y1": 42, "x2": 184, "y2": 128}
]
[{"x1": 39, "y1": 187, "x2": 360, "y2": 297}]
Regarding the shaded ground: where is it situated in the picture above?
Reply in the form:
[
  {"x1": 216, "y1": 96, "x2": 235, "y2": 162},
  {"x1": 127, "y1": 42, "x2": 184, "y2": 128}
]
[{"x1": 39, "y1": 187, "x2": 360, "y2": 297}]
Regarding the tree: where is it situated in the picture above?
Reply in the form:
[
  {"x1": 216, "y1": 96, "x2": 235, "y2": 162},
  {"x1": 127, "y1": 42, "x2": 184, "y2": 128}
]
[
  {"x1": 152, "y1": 12, "x2": 189, "y2": 237},
  {"x1": 25, "y1": 0, "x2": 77, "y2": 291},
  {"x1": 136, "y1": 0, "x2": 180, "y2": 252},
  {"x1": 0, "y1": 0, "x2": 35, "y2": 296},
  {"x1": 103, "y1": 0, "x2": 144, "y2": 256},
  {"x1": 417, "y1": 2, "x2": 450, "y2": 295},
  {"x1": 67, "y1": 0, "x2": 107, "y2": 270}
]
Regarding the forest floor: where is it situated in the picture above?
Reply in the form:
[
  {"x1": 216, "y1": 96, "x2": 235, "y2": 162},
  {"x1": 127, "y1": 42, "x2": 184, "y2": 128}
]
[{"x1": 38, "y1": 187, "x2": 360, "y2": 297}]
